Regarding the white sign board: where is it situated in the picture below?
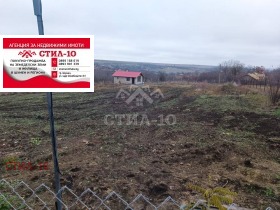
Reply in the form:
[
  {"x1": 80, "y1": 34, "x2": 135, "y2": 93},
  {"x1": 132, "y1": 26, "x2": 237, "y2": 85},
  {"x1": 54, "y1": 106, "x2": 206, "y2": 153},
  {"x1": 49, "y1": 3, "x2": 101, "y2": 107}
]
[{"x1": 0, "y1": 35, "x2": 94, "y2": 92}]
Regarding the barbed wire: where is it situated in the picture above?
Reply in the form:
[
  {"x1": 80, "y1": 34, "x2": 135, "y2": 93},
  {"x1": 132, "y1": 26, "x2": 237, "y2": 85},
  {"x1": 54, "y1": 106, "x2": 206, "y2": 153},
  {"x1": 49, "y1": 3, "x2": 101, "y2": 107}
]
[{"x1": 0, "y1": 179, "x2": 275, "y2": 210}]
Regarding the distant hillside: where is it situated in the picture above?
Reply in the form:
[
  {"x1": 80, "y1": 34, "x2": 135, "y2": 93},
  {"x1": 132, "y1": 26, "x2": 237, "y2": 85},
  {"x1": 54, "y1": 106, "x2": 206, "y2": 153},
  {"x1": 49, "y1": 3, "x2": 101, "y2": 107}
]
[{"x1": 95, "y1": 59, "x2": 218, "y2": 73}]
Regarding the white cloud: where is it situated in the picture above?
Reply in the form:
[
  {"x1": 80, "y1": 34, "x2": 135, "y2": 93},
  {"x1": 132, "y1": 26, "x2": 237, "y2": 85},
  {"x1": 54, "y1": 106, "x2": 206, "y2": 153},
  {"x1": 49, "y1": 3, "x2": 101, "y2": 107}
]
[{"x1": 0, "y1": 0, "x2": 279, "y2": 67}]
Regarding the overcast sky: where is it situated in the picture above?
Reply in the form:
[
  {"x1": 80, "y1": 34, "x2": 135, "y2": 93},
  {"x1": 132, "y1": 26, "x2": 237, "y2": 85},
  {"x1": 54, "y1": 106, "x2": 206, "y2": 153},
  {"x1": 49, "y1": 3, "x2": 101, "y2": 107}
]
[{"x1": 1, "y1": 0, "x2": 279, "y2": 68}]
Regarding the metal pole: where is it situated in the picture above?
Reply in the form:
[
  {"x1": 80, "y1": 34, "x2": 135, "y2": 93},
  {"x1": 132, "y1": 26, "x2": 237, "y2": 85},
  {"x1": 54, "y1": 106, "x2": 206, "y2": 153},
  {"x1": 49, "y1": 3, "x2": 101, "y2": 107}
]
[
  {"x1": 46, "y1": 93, "x2": 62, "y2": 210},
  {"x1": 36, "y1": 15, "x2": 44, "y2": 35},
  {"x1": 32, "y1": 1, "x2": 62, "y2": 209}
]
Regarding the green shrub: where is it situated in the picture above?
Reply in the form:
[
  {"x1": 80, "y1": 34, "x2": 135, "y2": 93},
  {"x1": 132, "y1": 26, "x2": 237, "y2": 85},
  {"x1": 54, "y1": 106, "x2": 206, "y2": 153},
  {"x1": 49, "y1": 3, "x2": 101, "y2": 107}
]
[
  {"x1": 0, "y1": 194, "x2": 26, "y2": 210},
  {"x1": 30, "y1": 137, "x2": 42, "y2": 146},
  {"x1": 185, "y1": 184, "x2": 237, "y2": 210}
]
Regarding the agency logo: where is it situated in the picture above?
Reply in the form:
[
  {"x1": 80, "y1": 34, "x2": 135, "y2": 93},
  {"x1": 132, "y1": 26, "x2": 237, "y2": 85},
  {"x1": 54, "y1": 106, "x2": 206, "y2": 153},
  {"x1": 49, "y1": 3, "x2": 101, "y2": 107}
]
[
  {"x1": 18, "y1": 50, "x2": 37, "y2": 58},
  {"x1": 116, "y1": 85, "x2": 164, "y2": 106},
  {"x1": 105, "y1": 85, "x2": 176, "y2": 126}
]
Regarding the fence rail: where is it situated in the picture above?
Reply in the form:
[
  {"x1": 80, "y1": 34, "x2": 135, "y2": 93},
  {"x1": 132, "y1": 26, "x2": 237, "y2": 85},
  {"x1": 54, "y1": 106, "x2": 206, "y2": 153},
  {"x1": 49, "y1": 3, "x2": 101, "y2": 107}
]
[{"x1": 0, "y1": 179, "x2": 275, "y2": 210}]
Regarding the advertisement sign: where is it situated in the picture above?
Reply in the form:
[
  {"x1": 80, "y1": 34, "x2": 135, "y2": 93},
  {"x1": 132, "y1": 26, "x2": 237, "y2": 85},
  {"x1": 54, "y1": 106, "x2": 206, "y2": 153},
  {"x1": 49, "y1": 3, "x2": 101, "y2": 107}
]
[{"x1": 0, "y1": 35, "x2": 94, "y2": 92}]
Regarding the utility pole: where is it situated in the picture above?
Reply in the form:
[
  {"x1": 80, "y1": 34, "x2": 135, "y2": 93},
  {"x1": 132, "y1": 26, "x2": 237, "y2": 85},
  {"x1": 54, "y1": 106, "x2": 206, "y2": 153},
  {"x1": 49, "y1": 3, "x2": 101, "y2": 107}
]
[
  {"x1": 32, "y1": 1, "x2": 62, "y2": 209},
  {"x1": 218, "y1": 64, "x2": 222, "y2": 84}
]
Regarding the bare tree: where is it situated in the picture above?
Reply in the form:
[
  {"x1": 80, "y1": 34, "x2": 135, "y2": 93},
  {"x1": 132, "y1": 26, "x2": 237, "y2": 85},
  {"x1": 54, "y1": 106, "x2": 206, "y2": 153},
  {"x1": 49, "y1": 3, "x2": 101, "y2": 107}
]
[
  {"x1": 219, "y1": 60, "x2": 244, "y2": 82},
  {"x1": 268, "y1": 67, "x2": 280, "y2": 105}
]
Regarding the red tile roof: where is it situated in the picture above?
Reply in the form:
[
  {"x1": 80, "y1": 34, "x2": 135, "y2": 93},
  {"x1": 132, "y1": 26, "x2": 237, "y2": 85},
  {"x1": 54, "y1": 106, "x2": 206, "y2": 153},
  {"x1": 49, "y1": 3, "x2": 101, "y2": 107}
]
[{"x1": 112, "y1": 70, "x2": 142, "y2": 78}]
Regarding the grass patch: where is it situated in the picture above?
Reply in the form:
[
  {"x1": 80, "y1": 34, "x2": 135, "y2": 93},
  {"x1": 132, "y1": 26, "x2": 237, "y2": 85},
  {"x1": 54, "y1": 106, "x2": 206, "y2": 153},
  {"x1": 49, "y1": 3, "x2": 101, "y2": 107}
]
[
  {"x1": 219, "y1": 129, "x2": 256, "y2": 140},
  {"x1": 191, "y1": 95, "x2": 251, "y2": 113},
  {"x1": 0, "y1": 156, "x2": 20, "y2": 166},
  {"x1": 190, "y1": 92, "x2": 269, "y2": 114},
  {"x1": 264, "y1": 187, "x2": 275, "y2": 198},
  {"x1": 275, "y1": 108, "x2": 280, "y2": 117},
  {"x1": 157, "y1": 98, "x2": 178, "y2": 108}
]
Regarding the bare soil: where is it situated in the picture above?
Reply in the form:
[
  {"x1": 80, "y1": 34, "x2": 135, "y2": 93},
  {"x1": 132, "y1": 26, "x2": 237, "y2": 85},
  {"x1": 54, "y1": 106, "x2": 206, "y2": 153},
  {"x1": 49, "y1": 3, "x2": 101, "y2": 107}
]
[{"x1": 0, "y1": 83, "x2": 279, "y2": 209}]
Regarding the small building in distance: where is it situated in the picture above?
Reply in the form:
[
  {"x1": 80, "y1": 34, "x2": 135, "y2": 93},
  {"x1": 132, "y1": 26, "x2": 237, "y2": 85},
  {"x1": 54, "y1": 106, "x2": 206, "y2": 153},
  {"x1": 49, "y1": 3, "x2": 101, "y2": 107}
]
[
  {"x1": 239, "y1": 72, "x2": 266, "y2": 82},
  {"x1": 239, "y1": 67, "x2": 266, "y2": 85},
  {"x1": 112, "y1": 70, "x2": 144, "y2": 85}
]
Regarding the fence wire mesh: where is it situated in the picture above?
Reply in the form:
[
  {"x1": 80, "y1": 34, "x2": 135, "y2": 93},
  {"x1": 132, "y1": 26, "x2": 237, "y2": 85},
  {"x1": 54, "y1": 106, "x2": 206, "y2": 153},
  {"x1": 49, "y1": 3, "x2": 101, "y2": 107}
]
[{"x1": 0, "y1": 179, "x2": 275, "y2": 210}]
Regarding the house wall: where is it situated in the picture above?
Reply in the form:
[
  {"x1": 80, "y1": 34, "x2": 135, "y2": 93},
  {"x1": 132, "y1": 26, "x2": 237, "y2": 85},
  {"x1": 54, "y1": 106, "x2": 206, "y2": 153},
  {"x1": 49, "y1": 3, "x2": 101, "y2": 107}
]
[
  {"x1": 114, "y1": 77, "x2": 132, "y2": 84},
  {"x1": 114, "y1": 76, "x2": 144, "y2": 84},
  {"x1": 135, "y1": 76, "x2": 143, "y2": 84}
]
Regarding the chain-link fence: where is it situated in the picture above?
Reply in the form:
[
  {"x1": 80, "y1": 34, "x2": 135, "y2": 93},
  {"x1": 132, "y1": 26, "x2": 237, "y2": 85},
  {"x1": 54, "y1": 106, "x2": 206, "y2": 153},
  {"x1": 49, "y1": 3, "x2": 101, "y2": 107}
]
[{"x1": 0, "y1": 179, "x2": 275, "y2": 210}]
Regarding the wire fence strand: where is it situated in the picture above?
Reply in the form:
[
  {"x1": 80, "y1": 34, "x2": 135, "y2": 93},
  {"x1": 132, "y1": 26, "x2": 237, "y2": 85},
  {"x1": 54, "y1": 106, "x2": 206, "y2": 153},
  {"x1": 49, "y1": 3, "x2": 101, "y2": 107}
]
[{"x1": 0, "y1": 179, "x2": 275, "y2": 210}]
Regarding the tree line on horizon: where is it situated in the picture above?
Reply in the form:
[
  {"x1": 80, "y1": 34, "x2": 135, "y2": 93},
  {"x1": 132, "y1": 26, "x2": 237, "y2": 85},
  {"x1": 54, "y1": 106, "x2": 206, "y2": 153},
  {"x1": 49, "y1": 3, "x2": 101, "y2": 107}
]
[
  {"x1": 95, "y1": 59, "x2": 280, "y2": 84},
  {"x1": 95, "y1": 60, "x2": 280, "y2": 105}
]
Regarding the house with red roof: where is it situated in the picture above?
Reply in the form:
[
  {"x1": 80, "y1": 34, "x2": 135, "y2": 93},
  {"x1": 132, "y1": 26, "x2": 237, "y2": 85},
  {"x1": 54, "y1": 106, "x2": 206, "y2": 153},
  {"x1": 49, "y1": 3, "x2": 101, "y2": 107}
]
[{"x1": 112, "y1": 70, "x2": 144, "y2": 85}]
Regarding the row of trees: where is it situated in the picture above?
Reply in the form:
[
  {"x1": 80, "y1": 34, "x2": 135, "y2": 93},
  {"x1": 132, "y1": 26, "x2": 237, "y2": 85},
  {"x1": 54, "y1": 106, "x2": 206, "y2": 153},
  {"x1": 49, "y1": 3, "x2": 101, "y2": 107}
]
[
  {"x1": 94, "y1": 60, "x2": 280, "y2": 85},
  {"x1": 94, "y1": 64, "x2": 178, "y2": 83}
]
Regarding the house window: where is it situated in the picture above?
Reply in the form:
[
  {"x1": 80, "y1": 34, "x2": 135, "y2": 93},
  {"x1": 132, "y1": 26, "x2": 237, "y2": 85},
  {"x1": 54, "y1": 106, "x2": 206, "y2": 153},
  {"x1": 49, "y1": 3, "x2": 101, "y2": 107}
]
[
  {"x1": 126, "y1": 77, "x2": 130, "y2": 81},
  {"x1": 137, "y1": 76, "x2": 141, "y2": 82}
]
